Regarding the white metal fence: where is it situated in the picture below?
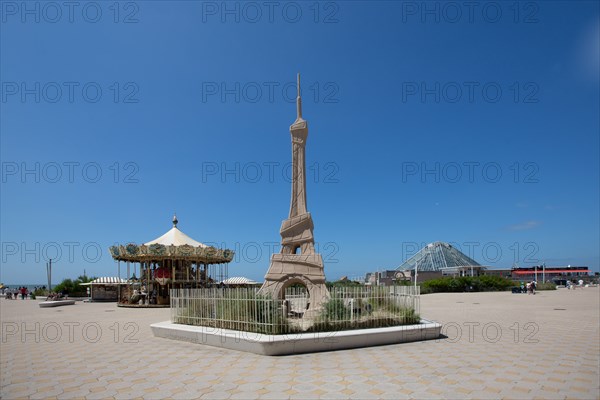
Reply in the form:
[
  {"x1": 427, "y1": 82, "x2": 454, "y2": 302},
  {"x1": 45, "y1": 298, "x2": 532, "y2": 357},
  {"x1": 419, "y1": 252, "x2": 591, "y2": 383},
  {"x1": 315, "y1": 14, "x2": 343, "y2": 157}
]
[{"x1": 171, "y1": 285, "x2": 420, "y2": 334}]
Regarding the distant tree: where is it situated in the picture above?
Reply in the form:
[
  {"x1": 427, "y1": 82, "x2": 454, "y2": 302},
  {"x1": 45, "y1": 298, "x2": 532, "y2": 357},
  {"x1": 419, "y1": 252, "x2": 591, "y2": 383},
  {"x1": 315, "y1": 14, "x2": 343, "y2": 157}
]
[
  {"x1": 53, "y1": 275, "x2": 97, "y2": 296},
  {"x1": 78, "y1": 274, "x2": 94, "y2": 284},
  {"x1": 326, "y1": 280, "x2": 362, "y2": 288}
]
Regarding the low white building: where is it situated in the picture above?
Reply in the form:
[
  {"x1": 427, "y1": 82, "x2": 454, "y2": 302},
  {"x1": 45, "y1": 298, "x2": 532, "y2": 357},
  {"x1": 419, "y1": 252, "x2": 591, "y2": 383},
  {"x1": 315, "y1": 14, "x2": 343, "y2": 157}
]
[{"x1": 80, "y1": 277, "x2": 128, "y2": 301}]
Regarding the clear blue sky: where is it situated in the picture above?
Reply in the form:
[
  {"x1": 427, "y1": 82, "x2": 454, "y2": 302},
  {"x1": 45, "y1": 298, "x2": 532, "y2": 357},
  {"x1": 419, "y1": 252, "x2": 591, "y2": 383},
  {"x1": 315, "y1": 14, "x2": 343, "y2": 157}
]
[{"x1": 1, "y1": 1, "x2": 599, "y2": 284}]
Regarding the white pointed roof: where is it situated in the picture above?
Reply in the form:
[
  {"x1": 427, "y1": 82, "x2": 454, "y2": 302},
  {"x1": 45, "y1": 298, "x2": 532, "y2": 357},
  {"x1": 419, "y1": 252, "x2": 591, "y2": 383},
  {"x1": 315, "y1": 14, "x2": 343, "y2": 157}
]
[
  {"x1": 221, "y1": 277, "x2": 259, "y2": 285},
  {"x1": 143, "y1": 215, "x2": 207, "y2": 248},
  {"x1": 80, "y1": 277, "x2": 128, "y2": 285}
]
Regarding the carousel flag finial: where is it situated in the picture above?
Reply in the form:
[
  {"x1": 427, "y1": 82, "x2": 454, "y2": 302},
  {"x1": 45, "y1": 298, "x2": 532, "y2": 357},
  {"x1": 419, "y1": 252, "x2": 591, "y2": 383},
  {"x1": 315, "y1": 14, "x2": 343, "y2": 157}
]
[{"x1": 172, "y1": 213, "x2": 178, "y2": 228}]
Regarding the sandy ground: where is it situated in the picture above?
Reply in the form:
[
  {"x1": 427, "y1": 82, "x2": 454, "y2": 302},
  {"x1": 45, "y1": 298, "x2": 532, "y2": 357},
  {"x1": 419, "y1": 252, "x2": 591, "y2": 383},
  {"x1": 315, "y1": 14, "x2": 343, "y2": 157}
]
[{"x1": 1, "y1": 287, "x2": 598, "y2": 399}]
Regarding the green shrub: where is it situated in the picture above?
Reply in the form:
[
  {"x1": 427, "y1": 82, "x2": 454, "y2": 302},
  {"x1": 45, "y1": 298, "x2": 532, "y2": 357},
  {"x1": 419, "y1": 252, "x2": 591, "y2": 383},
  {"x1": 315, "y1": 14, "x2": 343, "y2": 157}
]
[
  {"x1": 477, "y1": 275, "x2": 513, "y2": 291},
  {"x1": 326, "y1": 280, "x2": 363, "y2": 288},
  {"x1": 321, "y1": 298, "x2": 351, "y2": 320},
  {"x1": 421, "y1": 275, "x2": 513, "y2": 294},
  {"x1": 312, "y1": 296, "x2": 420, "y2": 332},
  {"x1": 366, "y1": 287, "x2": 389, "y2": 310},
  {"x1": 53, "y1": 275, "x2": 95, "y2": 297},
  {"x1": 420, "y1": 285, "x2": 433, "y2": 295},
  {"x1": 536, "y1": 282, "x2": 557, "y2": 290},
  {"x1": 307, "y1": 313, "x2": 420, "y2": 333}
]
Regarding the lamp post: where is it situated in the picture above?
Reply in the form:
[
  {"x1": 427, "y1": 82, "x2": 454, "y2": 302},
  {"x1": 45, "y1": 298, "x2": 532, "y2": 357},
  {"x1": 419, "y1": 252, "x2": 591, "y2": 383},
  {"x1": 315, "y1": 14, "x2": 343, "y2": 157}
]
[
  {"x1": 542, "y1": 262, "x2": 546, "y2": 283},
  {"x1": 117, "y1": 260, "x2": 121, "y2": 303},
  {"x1": 413, "y1": 259, "x2": 420, "y2": 312},
  {"x1": 46, "y1": 258, "x2": 53, "y2": 292},
  {"x1": 414, "y1": 258, "x2": 419, "y2": 293}
]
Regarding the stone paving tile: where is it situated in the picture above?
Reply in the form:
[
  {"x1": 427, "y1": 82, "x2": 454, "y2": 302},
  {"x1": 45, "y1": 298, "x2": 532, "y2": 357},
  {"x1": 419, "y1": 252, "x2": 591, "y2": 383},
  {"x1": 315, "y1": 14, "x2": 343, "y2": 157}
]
[
  {"x1": 2, "y1": 289, "x2": 599, "y2": 400},
  {"x1": 465, "y1": 389, "x2": 504, "y2": 399},
  {"x1": 319, "y1": 392, "x2": 352, "y2": 399}
]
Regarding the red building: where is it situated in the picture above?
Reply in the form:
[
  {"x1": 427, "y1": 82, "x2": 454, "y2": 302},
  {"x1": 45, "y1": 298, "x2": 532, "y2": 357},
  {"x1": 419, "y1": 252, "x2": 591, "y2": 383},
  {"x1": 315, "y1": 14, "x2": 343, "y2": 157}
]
[{"x1": 511, "y1": 266, "x2": 589, "y2": 282}]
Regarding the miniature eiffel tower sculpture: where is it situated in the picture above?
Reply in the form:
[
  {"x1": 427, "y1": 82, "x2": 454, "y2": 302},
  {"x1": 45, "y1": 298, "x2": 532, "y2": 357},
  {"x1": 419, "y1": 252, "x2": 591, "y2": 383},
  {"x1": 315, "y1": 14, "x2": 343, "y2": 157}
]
[{"x1": 259, "y1": 74, "x2": 330, "y2": 317}]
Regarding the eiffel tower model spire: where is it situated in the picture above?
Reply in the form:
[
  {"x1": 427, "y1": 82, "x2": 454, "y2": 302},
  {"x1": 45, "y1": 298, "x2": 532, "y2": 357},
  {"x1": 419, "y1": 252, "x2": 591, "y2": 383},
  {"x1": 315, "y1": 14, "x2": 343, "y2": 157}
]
[{"x1": 259, "y1": 74, "x2": 330, "y2": 318}]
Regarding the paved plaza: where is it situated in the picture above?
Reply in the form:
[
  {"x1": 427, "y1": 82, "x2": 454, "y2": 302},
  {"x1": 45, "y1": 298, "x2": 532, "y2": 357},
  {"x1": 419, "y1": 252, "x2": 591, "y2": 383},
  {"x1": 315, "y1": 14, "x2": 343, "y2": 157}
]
[{"x1": 1, "y1": 288, "x2": 599, "y2": 399}]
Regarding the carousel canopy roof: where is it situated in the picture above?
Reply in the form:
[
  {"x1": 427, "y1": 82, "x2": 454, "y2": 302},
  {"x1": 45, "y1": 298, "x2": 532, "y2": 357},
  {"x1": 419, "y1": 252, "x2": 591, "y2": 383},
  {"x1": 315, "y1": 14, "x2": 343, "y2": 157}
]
[
  {"x1": 144, "y1": 225, "x2": 207, "y2": 248},
  {"x1": 109, "y1": 215, "x2": 234, "y2": 264},
  {"x1": 144, "y1": 215, "x2": 207, "y2": 248}
]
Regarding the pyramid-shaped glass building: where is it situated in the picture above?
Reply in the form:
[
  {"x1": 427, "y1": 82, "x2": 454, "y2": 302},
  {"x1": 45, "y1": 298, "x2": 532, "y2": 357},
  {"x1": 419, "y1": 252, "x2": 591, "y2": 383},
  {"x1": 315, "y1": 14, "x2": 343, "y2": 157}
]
[{"x1": 396, "y1": 242, "x2": 480, "y2": 272}]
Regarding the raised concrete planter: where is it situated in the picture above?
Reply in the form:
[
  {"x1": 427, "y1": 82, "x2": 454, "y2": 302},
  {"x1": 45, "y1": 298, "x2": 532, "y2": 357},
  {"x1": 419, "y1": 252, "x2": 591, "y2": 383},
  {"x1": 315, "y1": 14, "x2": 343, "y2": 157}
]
[{"x1": 151, "y1": 319, "x2": 442, "y2": 355}]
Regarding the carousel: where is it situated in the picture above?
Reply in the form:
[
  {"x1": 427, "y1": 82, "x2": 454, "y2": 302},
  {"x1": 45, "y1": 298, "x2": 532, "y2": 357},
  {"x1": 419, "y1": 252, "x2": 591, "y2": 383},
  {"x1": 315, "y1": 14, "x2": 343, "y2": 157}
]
[{"x1": 109, "y1": 215, "x2": 234, "y2": 307}]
